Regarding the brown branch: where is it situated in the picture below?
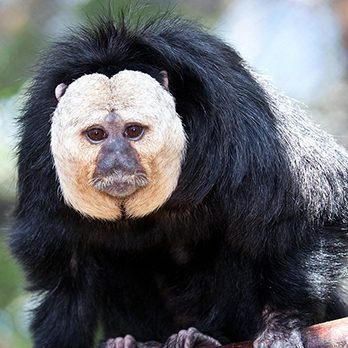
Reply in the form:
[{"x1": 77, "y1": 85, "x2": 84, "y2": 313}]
[{"x1": 224, "y1": 317, "x2": 348, "y2": 348}]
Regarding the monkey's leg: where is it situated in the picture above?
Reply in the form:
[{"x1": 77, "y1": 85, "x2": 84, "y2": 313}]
[
  {"x1": 253, "y1": 307, "x2": 304, "y2": 348},
  {"x1": 163, "y1": 328, "x2": 221, "y2": 348},
  {"x1": 253, "y1": 230, "x2": 347, "y2": 348}
]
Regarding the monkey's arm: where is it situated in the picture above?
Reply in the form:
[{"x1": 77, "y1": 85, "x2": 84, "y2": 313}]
[{"x1": 10, "y1": 214, "x2": 99, "y2": 348}]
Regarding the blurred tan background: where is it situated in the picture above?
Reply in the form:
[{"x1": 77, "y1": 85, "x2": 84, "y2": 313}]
[{"x1": 0, "y1": 1, "x2": 347, "y2": 347}]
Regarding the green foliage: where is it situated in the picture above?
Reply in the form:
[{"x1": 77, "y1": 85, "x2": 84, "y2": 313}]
[
  {"x1": 0, "y1": 237, "x2": 30, "y2": 347},
  {"x1": 0, "y1": 237, "x2": 23, "y2": 307}
]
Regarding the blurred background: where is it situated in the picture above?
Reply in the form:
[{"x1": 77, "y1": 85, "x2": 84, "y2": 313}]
[{"x1": 0, "y1": 0, "x2": 347, "y2": 347}]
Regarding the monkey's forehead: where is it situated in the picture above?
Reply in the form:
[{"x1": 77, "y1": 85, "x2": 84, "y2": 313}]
[{"x1": 58, "y1": 70, "x2": 174, "y2": 113}]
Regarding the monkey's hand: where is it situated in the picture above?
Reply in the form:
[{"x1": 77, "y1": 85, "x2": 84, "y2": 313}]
[
  {"x1": 101, "y1": 329, "x2": 221, "y2": 348},
  {"x1": 253, "y1": 308, "x2": 304, "y2": 348},
  {"x1": 101, "y1": 335, "x2": 162, "y2": 348},
  {"x1": 163, "y1": 327, "x2": 221, "y2": 348}
]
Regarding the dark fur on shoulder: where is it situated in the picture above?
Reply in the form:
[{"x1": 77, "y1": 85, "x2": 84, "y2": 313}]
[{"x1": 10, "y1": 9, "x2": 348, "y2": 348}]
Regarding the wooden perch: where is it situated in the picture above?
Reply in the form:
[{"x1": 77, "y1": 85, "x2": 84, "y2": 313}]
[{"x1": 224, "y1": 317, "x2": 348, "y2": 348}]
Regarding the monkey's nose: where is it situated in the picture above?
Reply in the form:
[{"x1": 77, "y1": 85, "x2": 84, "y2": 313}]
[
  {"x1": 94, "y1": 139, "x2": 144, "y2": 177},
  {"x1": 91, "y1": 139, "x2": 148, "y2": 197},
  {"x1": 95, "y1": 152, "x2": 142, "y2": 177}
]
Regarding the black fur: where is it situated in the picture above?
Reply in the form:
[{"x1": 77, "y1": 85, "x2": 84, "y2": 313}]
[{"x1": 10, "y1": 11, "x2": 348, "y2": 348}]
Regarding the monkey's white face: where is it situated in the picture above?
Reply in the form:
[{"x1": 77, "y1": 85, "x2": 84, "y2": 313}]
[{"x1": 51, "y1": 71, "x2": 186, "y2": 220}]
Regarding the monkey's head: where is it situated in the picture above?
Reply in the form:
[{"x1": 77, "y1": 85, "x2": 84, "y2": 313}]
[{"x1": 51, "y1": 70, "x2": 186, "y2": 220}]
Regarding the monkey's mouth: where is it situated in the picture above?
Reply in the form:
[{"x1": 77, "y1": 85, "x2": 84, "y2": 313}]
[{"x1": 90, "y1": 171, "x2": 149, "y2": 198}]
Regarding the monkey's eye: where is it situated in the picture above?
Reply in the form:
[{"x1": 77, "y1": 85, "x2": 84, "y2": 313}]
[
  {"x1": 85, "y1": 127, "x2": 108, "y2": 143},
  {"x1": 124, "y1": 124, "x2": 144, "y2": 141}
]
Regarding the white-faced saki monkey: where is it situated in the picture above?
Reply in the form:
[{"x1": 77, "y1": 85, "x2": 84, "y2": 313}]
[{"x1": 10, "y1": 10, "x2": 348, "y2": 348}]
